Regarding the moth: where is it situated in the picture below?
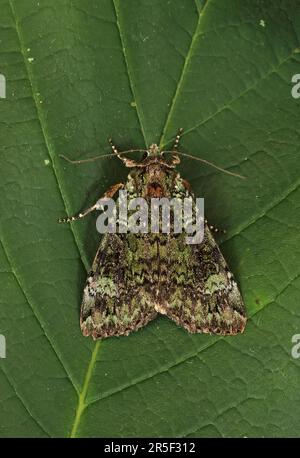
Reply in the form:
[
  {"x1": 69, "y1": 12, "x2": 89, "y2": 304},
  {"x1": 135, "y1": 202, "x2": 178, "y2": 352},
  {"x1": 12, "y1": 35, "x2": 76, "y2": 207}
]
[{"x1": 60, "y1": 130, "x2": 247, "y2": 339}]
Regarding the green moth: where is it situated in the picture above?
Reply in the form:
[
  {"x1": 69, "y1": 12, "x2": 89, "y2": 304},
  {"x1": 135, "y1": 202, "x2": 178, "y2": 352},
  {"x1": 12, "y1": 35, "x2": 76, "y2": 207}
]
[{"x1": 60, "y1": 130, "x2": 247, "y2": 339}]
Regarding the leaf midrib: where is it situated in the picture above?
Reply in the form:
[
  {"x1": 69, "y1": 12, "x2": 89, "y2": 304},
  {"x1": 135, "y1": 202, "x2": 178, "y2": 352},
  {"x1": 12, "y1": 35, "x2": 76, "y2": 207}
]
[
  {"x1": 159, "y1": 0, "x2": 211, "y2": 148},
  {"x1": 70, "y1": 342, "x2": 100, "y2": 438}
]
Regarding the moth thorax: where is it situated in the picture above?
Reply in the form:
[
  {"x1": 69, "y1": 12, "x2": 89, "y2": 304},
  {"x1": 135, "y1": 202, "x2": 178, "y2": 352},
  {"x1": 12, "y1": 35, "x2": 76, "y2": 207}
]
[{"x1": 146, "y1": 181, "x2": 164, "y2": 198}]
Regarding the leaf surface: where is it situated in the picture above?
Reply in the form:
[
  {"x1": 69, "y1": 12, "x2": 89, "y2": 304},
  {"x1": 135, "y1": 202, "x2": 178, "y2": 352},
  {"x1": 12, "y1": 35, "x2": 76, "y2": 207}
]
[{"x1": 1, "y1": 0, "x2": 300, "y2": 437}]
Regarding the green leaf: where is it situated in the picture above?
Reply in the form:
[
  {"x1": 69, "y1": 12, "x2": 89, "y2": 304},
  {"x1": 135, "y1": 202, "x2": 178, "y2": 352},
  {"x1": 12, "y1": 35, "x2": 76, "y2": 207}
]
[{"x1": 1, "y1": 0, "x2": 300, "y2": 437}]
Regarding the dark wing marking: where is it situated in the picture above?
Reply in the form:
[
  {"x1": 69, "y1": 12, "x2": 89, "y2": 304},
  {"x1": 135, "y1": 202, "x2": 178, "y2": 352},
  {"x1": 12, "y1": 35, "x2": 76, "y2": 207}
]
[
  {"x1": 156, "y1": 225, "x2": 246, "y2": 335},
  {"x1": 80, "y1": 233, "x2": 157, "y2": 339}
]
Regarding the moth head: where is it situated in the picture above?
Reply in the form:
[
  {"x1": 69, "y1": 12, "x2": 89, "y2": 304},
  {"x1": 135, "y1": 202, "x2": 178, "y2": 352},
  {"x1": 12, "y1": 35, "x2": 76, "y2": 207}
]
[{"x1": 148, "y1": 144, "x2": 161, "y2": 157}]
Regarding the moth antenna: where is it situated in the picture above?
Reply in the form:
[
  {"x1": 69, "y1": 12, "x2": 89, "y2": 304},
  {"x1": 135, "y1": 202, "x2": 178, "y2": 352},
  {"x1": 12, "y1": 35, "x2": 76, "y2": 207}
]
[
  {"x1": 109, "y1": 138, "x2": 119, "y2": 156},
  {"x1": 163, "y1": 151, "x2": 246, "y2": 180},
  {"x1": 60, "y1": 153, "x2": 119, "y2": 164},
  {"x1": 60, "y1": 149, "x2": 148, "y2": 165},
  {"x1": 172, "y1": 127, "x2": 183, "y2": 150}
]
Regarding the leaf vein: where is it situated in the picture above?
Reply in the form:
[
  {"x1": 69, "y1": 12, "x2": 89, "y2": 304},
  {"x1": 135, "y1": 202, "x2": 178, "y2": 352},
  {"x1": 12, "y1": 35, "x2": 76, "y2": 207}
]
[
  {"x1": 0, "y1": 367, "x2": 50, "y2": 437},
  {"x1": 181, "y1": 48, "x2": 300, "y2": 140},
  {"x1": 8, "y1": 0, "x2": 90, "y2": 271},
  {"x1": 0, "y1": 237, "x2": 79, "y2": 397},
  {"x1": 221, "y1": 173, "x2": 300, "y2": 245}
]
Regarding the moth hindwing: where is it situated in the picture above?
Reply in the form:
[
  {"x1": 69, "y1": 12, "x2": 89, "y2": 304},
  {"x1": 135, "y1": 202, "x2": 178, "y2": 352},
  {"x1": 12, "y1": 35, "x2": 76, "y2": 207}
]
[{"x1": 60, "y1": 139, "x2": 247, "y2": 339}]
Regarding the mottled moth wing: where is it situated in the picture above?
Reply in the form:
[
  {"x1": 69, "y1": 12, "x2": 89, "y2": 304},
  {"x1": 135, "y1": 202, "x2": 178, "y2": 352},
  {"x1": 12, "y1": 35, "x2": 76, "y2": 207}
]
[
  {"x1": 157, "y1": 223, "x2": 246, "y2": 335},
  {"x1": 80, "y1": 232, "x2": 157, "y2": 339}
]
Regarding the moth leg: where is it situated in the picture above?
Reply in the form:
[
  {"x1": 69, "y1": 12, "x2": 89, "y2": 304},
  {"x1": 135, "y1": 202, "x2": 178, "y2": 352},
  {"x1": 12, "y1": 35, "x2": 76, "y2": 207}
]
[
  {"x1": 181, "y1": 177, "x2": 225, "y2": 234},
  {"x1": 181, "y1": 179, "x2": 225, "y2": 234},
  {"x1": 59, "y1": 183, "x2": 124, "y2": 223},
  {"x1": 181, "y1": 178, "x2": 191, "y2": 192},
  {"x1": 205, "y1": 219, "x2": 226, "y2": 235},
  {"x1": 109, "y1": 138, "x2": 142, "y2": 168},
  {"x1": 109, "y1": 138, "x2": 123, "y2": 161}
]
